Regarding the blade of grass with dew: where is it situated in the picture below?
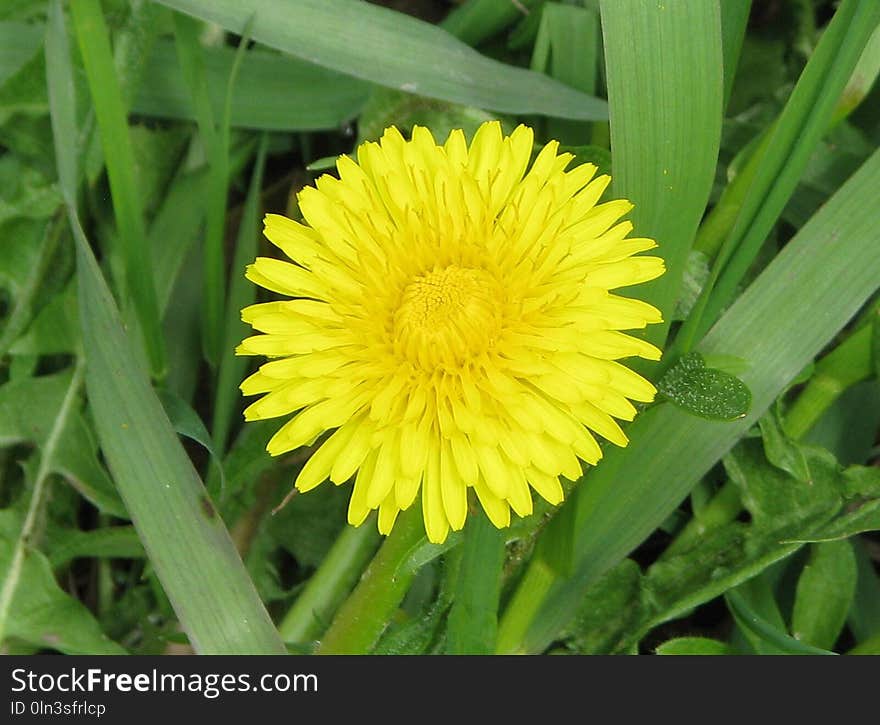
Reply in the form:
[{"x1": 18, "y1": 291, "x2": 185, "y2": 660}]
[
  {"x1": 153, "y1": 0, "x2": 607, "y2": 121},
  {"x1": 133, "y1": 39, "x2": 370, "y2": 131},
  {"x1": 676, "y1": 0, "x2": 880, "y2": 354},
  {"x1": 600, "y1": 0, "x2": 723, "y2": 349},
  {"x1": 498, "y1": 146, "x2": 880, "y2": 653},
  {"x1": 46, "y1": 0, "x2": 285, "y2": 655},
  {"x1": 212, "y1": 134, "x2": 268, "y2": 455},
  {"x1": 69, "y1": 0, "x2": 165, "y2": 377}
]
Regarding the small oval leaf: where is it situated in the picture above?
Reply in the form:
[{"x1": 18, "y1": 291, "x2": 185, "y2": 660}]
[{"x1": 658, "y1": 352, "x2": 752, "y2": 420}]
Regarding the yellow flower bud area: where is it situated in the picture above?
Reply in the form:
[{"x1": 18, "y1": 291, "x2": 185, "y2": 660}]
[{"x1": 238, "y1": 121, "x2": 665, "y2": 544}]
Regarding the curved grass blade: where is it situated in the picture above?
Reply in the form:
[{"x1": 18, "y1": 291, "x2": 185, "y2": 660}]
[{"x1": 153, "y1": 0, "x2": 607, "y2": 121}]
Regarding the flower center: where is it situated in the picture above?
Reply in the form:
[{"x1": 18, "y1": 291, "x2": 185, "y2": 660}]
[{"x1": 393, "y1": 265, "x2": 502, "y2": 370}]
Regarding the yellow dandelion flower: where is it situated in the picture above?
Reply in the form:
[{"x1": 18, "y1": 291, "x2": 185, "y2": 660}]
[{"x1": 237, "y1": 121, "x2": 665, "y2": 544}]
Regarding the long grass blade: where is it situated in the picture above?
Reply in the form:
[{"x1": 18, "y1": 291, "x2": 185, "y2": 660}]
[
  {"x1": 46, "y1": 0, "x2": 285, "y2": 655},
  {"x1": 153, "y1": 0, "x2": 607, "y2": 121},
  {"x1": 600, "y1": 0, "x2": 723, "y2": 348},
  {"x1": 69, "y1": 0, "x2": 165, "y2": 376}
]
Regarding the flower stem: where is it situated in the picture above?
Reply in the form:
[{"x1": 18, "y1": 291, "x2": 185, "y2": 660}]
[
  {"x1": 317, "y1": 506, "x2": 425, "y2": 654},
  {"x1": 279, "y1": 518, "x2": 381, "y2": 647},
  {"x1": 495, "y1": 556, "x2": 556, "y2": 654}
]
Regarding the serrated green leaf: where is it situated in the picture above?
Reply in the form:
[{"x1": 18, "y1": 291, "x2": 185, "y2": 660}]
[
  {"x1": 0, "y1": 522, "x2": 125, "y2": 654},
  {"x1": 0, "y1": 371, "x2": 126, "y2": 517},
  {"x1": 657, "y1": 352, "x2": 752, "y2": 420}
]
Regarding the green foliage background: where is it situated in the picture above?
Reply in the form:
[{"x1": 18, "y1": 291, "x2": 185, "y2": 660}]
[{"x1": 0, "y1": 0, "x2": 879, "y2": 655}]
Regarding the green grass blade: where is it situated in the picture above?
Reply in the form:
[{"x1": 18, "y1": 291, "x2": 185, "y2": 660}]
[
  {"x1": 445, "y1": 511, "x2": 506, "y2": 654},
  {"x1": 70, "y1": 0, "x2": 165, "y2": 377},
  {"x1": 678, "y1": 0, "x2": 880, "y2": 352},
  {"x1": 47, "y1": 1, "x2": 284, "y2": 654},
  {"x1": 69, "y1": 210, "x2": 285, "y2": 653},
  {"x1": 600, "y1": 0, "x2": 723, "y2": 348},
  {"x1": 720, "y1": 0, "x2": 751, "y2": 108},
  {"x1": 507, "y1": 146, "x2": 880, "y2": 653},
  {"x1": 43, "y1": 3, "x2": 76, "y2": 205},
  {"x1": 153, "y1": 0, "x2": 608, "y2": 121},
  {"x1": 440, "y1": 0, "x2": 538, "y2": 46},
  {"x1": 212, "y1": 134, "x2": 268, "y2": 454},
  {"x1": 171, "y1": 12, "x2": 228, "y2": 366}
]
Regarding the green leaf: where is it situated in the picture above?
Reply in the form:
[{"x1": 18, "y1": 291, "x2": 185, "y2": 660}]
[
  {"x1": 0, "y1": 21, "x2": 43, "y2": 85},
  {"x1": 726, "y1": 587, "x2": 835, "y2": 656},
  {"x1": 0, "y1": 216, "x2": 63, "y2": 358},
  {"x1": 725, "y1": 440, "x2": 840, "y2": 536},
  {"x1": 45, "y1": 525, "x2": 144, "y2": 568},
  {"x1": 8, "y1": 279, "x2": 79, "y2": 356},
  {"x1": 440, "y1": 0, "x2": 541, "y2": 47},
  {"x1": 212, "y1": 134, "x2": 268, "y2": 454},
  {"x1": 153, "y1": 0, "x2": 607, "y2": 121},
  {"x1": 65, "y1": 206, "x2": 285, "y2": 653},
  {"x1": 655, "y1": 637, "x2": 733, "y2": 655},
  {"x1": 156, "y1": 388, "x2": 226, "y2": 498},
  {"x1": 530, "y1": 2, "x2": 600, "y2": 144},
  {"x1": 0, "y1": 371, "x2": 126, "y2": 517},
  {"x1": 0, "y1": 522, "x2": 125, "y2": 654},
  {"x1": 848, "y1": 541, "x2": 880, "y2": 643},
  {"x1": 508, "y1": 147, "x2": 880, "y2": 654},
  {"x1": 719, "y1": 0, "x2": 751, "y2": 109},
  {"x1": 446, "y1": 511, "x2": 506, "y2": 654},
  {"x1": 791, "y1": 540, "x2": 856, "y2": 650},
  {"x1": 600, "y1": 0, "x2": 723, "y2": 347},
  {"x1": 134, "y1": 38, "x2": 369, "y2": 131},
  {"x1": 759, "y1": 409, "x2": 811, "y2": 482},
  {"x1": 560, "y1": 559, "x2": 642, "y2": 654},
  {"x1": 69, "y1": 0, "x2": 165, "y2": 375},
  {"x1": 657, "y1": 352, "x2": 751, "y2": 420}
]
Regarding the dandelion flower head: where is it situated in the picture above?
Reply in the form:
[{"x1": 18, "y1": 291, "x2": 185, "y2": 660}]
[{"x1": 238, "y1": 121, "x2": 665, "y2": 544}]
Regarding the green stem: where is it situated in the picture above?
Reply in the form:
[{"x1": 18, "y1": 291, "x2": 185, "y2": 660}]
[
  {"x1": 692, "y1": 129, "x2": 771, "y2": 261},
  {"x1": 317, "y1": 507, "x2": 425, "y2": 654},
  {"x1": 495, "y1": 555, "x2": 556, "y2": 654},
  {"x1": 784, "y1": 323, "x2": 874, "y2": 440},
  {"x1": 279, "y1": 519, "x2": 381, "y2": 647},
  {"x1": 663, "y1": 480, "x2": 742, "y2": 559}
]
